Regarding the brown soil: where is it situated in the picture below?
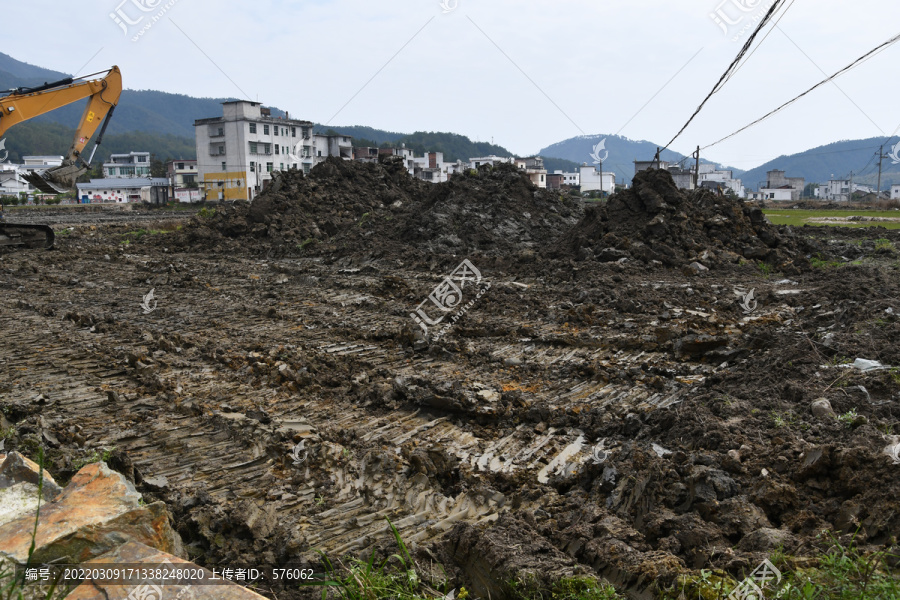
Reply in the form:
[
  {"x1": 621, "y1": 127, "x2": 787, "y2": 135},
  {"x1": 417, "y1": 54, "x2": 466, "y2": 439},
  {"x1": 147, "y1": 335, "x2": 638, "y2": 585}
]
[{"x1": 2, "y1": 161, "x2": 899, "y2": 599}]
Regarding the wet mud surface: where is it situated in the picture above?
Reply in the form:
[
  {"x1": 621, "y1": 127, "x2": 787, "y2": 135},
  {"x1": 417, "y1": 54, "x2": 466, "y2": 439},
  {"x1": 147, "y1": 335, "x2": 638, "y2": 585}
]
[{"x1": 2, "y1": 161, "x2": 899, "y2": 598}]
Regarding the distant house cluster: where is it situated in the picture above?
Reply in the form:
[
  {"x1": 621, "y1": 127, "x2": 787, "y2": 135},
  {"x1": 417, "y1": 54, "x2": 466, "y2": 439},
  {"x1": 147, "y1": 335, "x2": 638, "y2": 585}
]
[
  {"x1": 0, "y1": 156, "x2": 64, "y2": 197},
  {"x1": 183, "y1": 100, "x2": 564, "y2": 202},
  {"x1": 21, "y1": 98, "x2": 890, "y2": 206},
  {"x1": 633, "y1": 159, "x2": 746, "y2": 197},
  {"x1": 75, "y1": 153, "x2": 197, "y2": 204}
]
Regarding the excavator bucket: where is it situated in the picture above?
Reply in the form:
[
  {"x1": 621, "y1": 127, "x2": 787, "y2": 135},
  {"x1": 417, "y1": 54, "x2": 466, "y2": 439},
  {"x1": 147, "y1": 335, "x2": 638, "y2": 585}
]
[{"x1": 23, "y1": 161, "x2": 86, "y2": 195}]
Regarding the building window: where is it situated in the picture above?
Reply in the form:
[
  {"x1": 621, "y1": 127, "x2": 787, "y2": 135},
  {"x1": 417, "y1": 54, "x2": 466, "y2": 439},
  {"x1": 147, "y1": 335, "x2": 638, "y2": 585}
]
[
  {"x1": 291, "y1": 127, "x2": 296, "y2": 137},
  {"x1": 217, "y1": 127, "x2": 224, "y2": 136},
  {"x1": 263, "y1": 125, "x2": 270, "y2": 135},
  {"x1": 249, "y1": 142, "x2": 258, "y2": 154},
  {"x1": 264, "y1": 143, "x2": 271, "y2": 155},
  {"x1": 177, "y1": 162, "x2": 184, "y2": 169},
  {"x1": 280, "y1": 163, "x2": 284, "y2": 170},
  {"x1": 274, "y1": 127, "x2": 279, "y2": 137},
  {"x1": 266, "y1": 162, "x2": 273, "y2": 173},
  {"x1": 250, "y1": 162, "x2": 255, "y2": 172},
  {"x1": 275, "y1": 145, "x2": 279, "y2": 155},
  {"x1": 222, "y1": 162, "x2": 226, "y2": 171},
  {"x1": 249, "y1": 123, "x2": 257, "y2": 134}
]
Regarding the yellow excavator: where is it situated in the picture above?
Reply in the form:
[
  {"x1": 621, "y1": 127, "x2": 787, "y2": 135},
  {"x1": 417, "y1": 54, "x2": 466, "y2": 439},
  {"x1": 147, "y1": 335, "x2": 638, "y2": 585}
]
[{"x1": 0, "y1": 66, "x2": 123, "y2": 249}]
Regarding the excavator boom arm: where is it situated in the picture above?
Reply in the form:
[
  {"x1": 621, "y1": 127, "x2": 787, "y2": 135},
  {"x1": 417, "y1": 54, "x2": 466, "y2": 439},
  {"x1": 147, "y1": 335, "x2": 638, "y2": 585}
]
[{"x1": 0, "y1": 66, "x2": 123, "y2": 193}]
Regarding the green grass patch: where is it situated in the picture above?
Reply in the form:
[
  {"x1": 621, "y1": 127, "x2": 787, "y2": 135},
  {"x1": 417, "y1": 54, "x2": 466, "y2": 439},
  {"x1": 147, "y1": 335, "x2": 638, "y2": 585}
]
[
  {"x1": 810, "y1": 254, "x2": 846, "y2": 269},
  {"x1": 664, "y1": 533, "x2": 900, "y2": 600},
  {"x1": 297, "y1": 237, "x2": 317, "y2": 252},
  {"x1": 120, "y1": 227, "x2": 177, "y2": 242},
  {"x1": 763, "y1": 209, "x2": 900, "y2": 229},
  {"x1": 309, "y1": 517, "x2": 451, "y2": 600},
  {"x1": 550, "y1": 576, "x2": 623, "y2": 600}
]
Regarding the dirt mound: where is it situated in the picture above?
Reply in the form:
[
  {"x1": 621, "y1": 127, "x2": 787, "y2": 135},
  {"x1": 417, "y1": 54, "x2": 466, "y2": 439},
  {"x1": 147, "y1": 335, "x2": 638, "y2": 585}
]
[
  {"x1": 381, "y1": 163, "x2": 583, "y2": 257},
  {"x1": 167, "y1": 156, "x2": 428, "y2": 252},
  {"x1": 555, "y1": 169, "x2": 807, "y2": 271},
  {"x1": 166, "y1": 158, "x2": 584, "y2": 261}
]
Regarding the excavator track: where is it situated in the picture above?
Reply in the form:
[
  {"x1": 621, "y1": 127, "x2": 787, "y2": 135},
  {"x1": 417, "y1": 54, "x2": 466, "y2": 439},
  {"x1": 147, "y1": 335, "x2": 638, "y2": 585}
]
[{"x1": 0, "y1": 223, "x2": 55, "y2": 249}]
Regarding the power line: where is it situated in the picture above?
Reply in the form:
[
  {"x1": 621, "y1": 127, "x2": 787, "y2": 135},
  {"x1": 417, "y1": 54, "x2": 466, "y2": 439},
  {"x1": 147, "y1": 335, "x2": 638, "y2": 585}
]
[
  {"x1": 663, "y1": 0, "x2": 788, "y2": 151},
  {"x1": 725, "y1": 0, "x2": 797, "y2": 85},
  {"x1": 704, "y1": 30, "x2": 900, "y2": 150}
]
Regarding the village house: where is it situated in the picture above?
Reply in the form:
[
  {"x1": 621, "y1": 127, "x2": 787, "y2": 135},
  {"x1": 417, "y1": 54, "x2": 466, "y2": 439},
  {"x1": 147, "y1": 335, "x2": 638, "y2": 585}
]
[{"x1": 193, "y1": 101, "x2": 352, "y2": 201}]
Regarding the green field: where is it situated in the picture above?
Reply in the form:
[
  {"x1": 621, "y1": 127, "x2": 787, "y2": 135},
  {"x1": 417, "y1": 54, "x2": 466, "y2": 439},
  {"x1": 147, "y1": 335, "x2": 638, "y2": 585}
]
[{"x1": 763, "y1": 209, "x2": 900, "y2": 229}]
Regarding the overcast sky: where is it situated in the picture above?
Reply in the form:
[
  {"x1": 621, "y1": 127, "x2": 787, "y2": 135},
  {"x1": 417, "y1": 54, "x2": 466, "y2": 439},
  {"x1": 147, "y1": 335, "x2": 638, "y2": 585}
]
[{"x1": 6, "y1": 0, "x2": 900, "y2": 170}]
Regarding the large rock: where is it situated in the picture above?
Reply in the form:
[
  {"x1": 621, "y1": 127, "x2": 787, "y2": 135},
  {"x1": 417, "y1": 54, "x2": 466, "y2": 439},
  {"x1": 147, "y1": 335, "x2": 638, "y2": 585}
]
[
  {"x1": 0, "y1": 462, "x2": 182, "y2": 564},
  {"x1": 67, "y1": 541, "x2": 268, "y2": 600},
  {"x1": 0, "y1": 451, "x2": 63, "y2": 500},
  {"x1": 0, "y1": 482, "x2": 42, "y2": 524}
]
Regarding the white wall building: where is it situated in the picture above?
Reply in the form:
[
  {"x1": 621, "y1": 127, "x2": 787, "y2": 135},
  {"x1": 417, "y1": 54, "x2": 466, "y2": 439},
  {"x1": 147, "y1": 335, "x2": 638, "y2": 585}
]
[
  {"x1": 515, "y1": 157, "x2": 547, "y2": 188},
  {"x1": 0, "y1": 168, "x2": 30, "y2": 195},
  {"x1": 194, "y1": 101, "x2": 351, "y2": 201},
  {"x1": 76, "y1": 178, "x2": 169, "y2": 203},
  {"x1": 414, "y1": 152, "x2": 450, "y2": 183},
  {"x1": 23, "y1": 156, "x2": 64, "y2": 168},
  {"x1": 554, "y1": 170, "x2": 579, "y2": 186},
  {"x1": 579, "y1": 165, "x2": 616, "y2": 194},
  {"x1": 760, "y1": 186, "x2": 794, "y2": 201},
  {"x1": 698, "y1": 163, "x2": 745, "y2": 196},
  {"x1": 892, "y1": 184, "x2": 900, "y2": 200},
  {"x1": 468, "y1": 155, "x2": 512, "y2": 169}
]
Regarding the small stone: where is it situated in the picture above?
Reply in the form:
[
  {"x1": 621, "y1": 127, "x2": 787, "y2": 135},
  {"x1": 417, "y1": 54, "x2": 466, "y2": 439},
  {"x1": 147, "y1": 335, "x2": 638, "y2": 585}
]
[
  {"x1": 810, "y1": 398, "x2": 835, "y2": 419},
  {"x1": 503, "y1": 357, "x2": 523, "y2": 367},
  {"x1": 683, "y1": 262, "x2": 709, "y2": 276}
]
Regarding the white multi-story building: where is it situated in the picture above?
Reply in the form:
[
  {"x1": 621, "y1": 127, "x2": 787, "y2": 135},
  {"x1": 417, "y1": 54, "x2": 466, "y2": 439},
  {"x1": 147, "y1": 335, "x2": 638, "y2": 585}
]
[
  {"x1": 514, "y1": 157, "x2": 547, "y2": 188},
  {"x1": 413, "y1": 152, "x2": 449, "y2": 183},
  {"x1": 891, "y1": 184, "x2": 900, "y2": 200},
  {"x1": 0, "y1": 167, "x2": 29, "y2": 195},
  {"x1": 104, "y1": 152, "x2": 151, "y2": 178},
  {"x1": 166, "y1": 159, "x2": 199, "y2": 202},
  {"x1": 579, "y1": 164, "x2": 615, "y2": 194},
  {"x1": 194, "y1": 101, "x2": 351, "y2": 201},
  {"x1": 823, "y1": 179, "x2": 851, "y2": 202},
  {"x1": 698, "y1": 163, "x2": 744, "y2": 196}
]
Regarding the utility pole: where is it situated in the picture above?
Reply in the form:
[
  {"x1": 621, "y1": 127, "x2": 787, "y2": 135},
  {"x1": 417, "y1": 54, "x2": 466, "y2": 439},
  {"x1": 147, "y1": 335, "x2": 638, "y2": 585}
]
[
  {"x1": 693, "y1": 146, "x2": 700, "y2": 190},
  {"x1": 599, "y1": 159, "x2": 603, "y2": 197},
  {"x1": 877, "y1": 145, "x2": 886, "y2": 198},
  {"x1": 848, "y1": 171, "x2": 853, "y2": 202}
]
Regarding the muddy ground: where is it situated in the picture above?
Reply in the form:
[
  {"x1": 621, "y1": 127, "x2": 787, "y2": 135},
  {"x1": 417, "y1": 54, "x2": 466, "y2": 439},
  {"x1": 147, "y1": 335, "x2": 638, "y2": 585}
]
[{"x1": 2, "y1": 163, "x2": 899, "y2": 599}]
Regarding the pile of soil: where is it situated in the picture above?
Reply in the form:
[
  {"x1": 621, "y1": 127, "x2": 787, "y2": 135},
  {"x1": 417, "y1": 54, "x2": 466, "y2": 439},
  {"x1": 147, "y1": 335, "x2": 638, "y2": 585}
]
[
  {"x1": 166, "y1": 156, "x2": 429, "y2": 253},
  {"x1": 554, "y1": 169, "x2": 811, "y2": 271},
  {"x1": 166, "y1": 158, "x2": 584, "y2": 262}
]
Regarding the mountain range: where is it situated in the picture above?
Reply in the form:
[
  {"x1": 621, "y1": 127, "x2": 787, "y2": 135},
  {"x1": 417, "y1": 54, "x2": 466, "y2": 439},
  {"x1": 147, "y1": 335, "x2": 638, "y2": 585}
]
[{"x1": 3, "y1": 52, "x2": 897, "y2": 190}]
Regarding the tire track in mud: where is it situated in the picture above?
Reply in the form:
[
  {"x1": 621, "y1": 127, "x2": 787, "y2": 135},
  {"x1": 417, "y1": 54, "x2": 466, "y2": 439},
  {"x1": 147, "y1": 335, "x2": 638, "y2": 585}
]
[{"x1": 1, "y1": 246, "x2": 708, "y2": 573}]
